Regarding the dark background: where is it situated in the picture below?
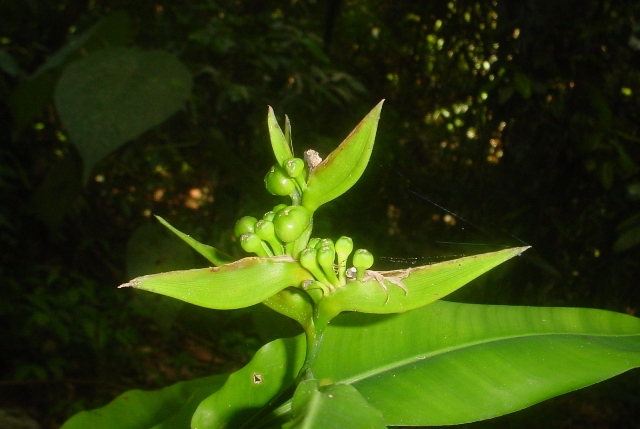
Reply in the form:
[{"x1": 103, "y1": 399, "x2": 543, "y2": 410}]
[{"x1": 1, "y1": 1, "x2": 639, "y2": 427}]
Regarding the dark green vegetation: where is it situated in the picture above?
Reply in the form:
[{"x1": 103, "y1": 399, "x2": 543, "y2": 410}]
[{"x1": 1, "y1": 1, "x2": 639, "y2": 427}]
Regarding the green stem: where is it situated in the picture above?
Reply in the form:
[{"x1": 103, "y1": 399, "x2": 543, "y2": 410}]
[{"x1": 296, "y1": 322, "x2": 325, "y2": 383}]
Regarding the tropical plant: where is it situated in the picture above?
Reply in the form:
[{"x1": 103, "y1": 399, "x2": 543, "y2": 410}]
[{"x1": 61, "y1": 102, "x2": 640, "y2": 428}]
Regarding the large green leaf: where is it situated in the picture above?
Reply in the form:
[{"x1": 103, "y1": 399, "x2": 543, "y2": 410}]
[
  {"x1": 54, "y1": 47, "x2": 192, "y2": 180},
  {"x1": 311, "y1": 301, "x2": 640, "y2": 426},
  {"x1": 282, "y1": 380, "x2": 386, "y2": 429},
  {"x1": 61, "y1": 374, "x2": 227, "y2": 429},
  {"x1": 119, "y1": 256, "x2": 313, "y2": 310},
  {"x1": 186, "y1": 301, "x2": 640, "y2": 427}
]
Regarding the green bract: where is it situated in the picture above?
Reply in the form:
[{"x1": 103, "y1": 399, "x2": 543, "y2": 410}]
[
  {"x1": 302, "y1": 100, "x2": 384, "y2": 213},
  {"x1": 63, "y1": 101, "x2": 640, "y2": 429}
]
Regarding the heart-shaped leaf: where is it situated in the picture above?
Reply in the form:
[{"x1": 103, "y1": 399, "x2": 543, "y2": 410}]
[{"x1": 54, "y1": 47, "x2": 192, "y2": 180}]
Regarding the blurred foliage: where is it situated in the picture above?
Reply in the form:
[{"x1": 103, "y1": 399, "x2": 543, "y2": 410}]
[{"x1": 0, "y1": 0, "x2": 639, "y2": 427}]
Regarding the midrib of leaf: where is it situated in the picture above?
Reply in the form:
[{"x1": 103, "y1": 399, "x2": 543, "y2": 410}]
[{"x1": 328, "y1": 331, "x2": 640, "y2": 386}]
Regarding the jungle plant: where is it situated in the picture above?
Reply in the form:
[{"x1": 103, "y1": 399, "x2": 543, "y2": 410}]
[{"x1": 61, "y1": 102, "x2": 640, "y2": 428}]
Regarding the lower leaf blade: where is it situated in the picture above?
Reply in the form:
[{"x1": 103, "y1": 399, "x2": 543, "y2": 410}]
[
  {"x1": 283, "y1": 380, "x2": 386, "y2": 429},
  {"x1": 60, "y1": 375, "x2": 227, "y2": 429},
  {"x1": 312, "y1": 301, "x2": 640, "y2": 426}
]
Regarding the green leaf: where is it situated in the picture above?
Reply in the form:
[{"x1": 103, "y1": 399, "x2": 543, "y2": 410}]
[
  {"x1": 316, "y1": 246, "x2": 529, "y2": 324},
  {"x1": 61, "y1": 375, "x2": 227, "y2": 429},
  {"x1": 155, "y1": 215, "x2": 235, "y2": 266},
  {"x1": 191, "y1": 336, "x2": 306, "y2": 429},
  {"x1": 268, "y1": 106, "x2": 294, "y2": 166},
  {"x1": 126, "y1": 223, "x2": 202, "y2": 278},
  {"x1": 310, "y1": 300, "x2": 640, "y2": 426},
  {"x1": 54, "y1": 47, "x2": 193, "y2": 180},
  {"x1": 302, "y1": 101, "x2": 384, "y2": 213},
  {"x1": 119, "y1": 256, "x2": 313, "y2": 310},
  {"x1": 282, "y1": 380, "x2": 386, "y2": 429}
]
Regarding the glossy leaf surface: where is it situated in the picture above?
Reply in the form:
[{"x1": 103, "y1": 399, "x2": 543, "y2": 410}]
[
  {"x1": 192, "y1": 336, "x2": 306, "y2": 429},
  {"x1": 60, "y1": 375, "x2": 226, "y2": 429},
  {"x1": 302, "y1": 101, "x2": 383, "y2": 213},
  {"x1": 311, "y1": 300, "x2": 640, "y2": 426},
  {"x1": 119, "y1": 256, "x2": 313, "y2": 310},
  {"x1": 316, "y1": 246, "x2": 529, "y2": 323},
  {"x1": 282, "y1": 380, "x2": 386, "y2": 429},
  {"x1": 155, "y1": 215, "x2": 235, "y2": 266}
]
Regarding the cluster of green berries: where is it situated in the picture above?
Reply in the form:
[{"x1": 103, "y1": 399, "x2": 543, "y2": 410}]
[
  {"x1": 234, "y1": 204, "x2": 375, "y2": 300},
  {"x1": 234, "y1": 203, "x2": 311, "y2": 257}
]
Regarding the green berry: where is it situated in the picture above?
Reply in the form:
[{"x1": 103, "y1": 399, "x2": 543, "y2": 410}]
[
  {"x1": 240, "y1": 232, "x2": 271, "y2": 257},
  {"x1": 265, "y1": 165, "x2": 296, "y2": 196},
  {"x1": 335, "y1": 236, "x2": 354, "y2": 285},
  {"x1": 273, "y1": 203, "x2": 288, "y2": 214},
  {"x1": 284, "y1": 157, "x2": 306, "y2": 178},
  {"x1": 234, "y1": 216, "x2": 258, "y2": 240},
  {"x1": 255, "y1": 219, "x2": 284, "y2": 255},
  {"x1": 352, "y1": 249, "x2": 374, "y2": 281},
  {"x1": 315, "y1": 238, "x2": 334, "y2": 251},
  {"x1": 263, "y1": 211, "x2": 276, "y2": 222},
  {"x1": 299, "y1": 248, "x2": 330, "y2": 287},
  {"x1": 273, "y1": 205, "x2": 311, "y2": 243},
  {"x1": 317, "y1": 245, "x2": 340, "y2": 288}
]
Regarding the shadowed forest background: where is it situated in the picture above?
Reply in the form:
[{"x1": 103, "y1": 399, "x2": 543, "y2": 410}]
[{"x1": 1, "y1": 0, "x2": 639, "y2": 427}]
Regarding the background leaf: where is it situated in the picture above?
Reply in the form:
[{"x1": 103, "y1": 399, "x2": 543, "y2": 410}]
[
  {"x1": 54, "y1": 47, "x2": 192, "y2": 180},
  {"x1": 60, "y1": 375, "x2": 227, "y2": 429}
]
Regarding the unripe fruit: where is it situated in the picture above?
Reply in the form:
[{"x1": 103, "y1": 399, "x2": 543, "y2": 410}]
[
  {"x1": 352, "y1": 249, "x2": 374, "y2": 281},
  {"x1": 255, "y1": 219, "x2": 283, "y2": 255},
  {"x1": 273, "y1": 205, "x2": 311, "y2": 243},
  {"x1": 284, "y1": 157, "x2": 306, "y2": 178},
  {"x1": 317, "y1": 245, "x2": 340, "y2": 288},
  {"x1": 240, "y1": 232, "x2": 269, "y2": 257},
  {"x1": 234, "y1": 216, "x2": 258, "y2": 240},
  {"x1": 265, "y1": 165, "x2": 296, "y2": 196},
  {"x1": 299, "y1": 248, "x2": 330, "y2": 287}
]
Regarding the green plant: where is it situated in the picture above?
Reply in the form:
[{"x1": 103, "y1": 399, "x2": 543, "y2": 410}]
[{"x1": 61, "y1": 102, "x2": 640, "y2": 429}]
